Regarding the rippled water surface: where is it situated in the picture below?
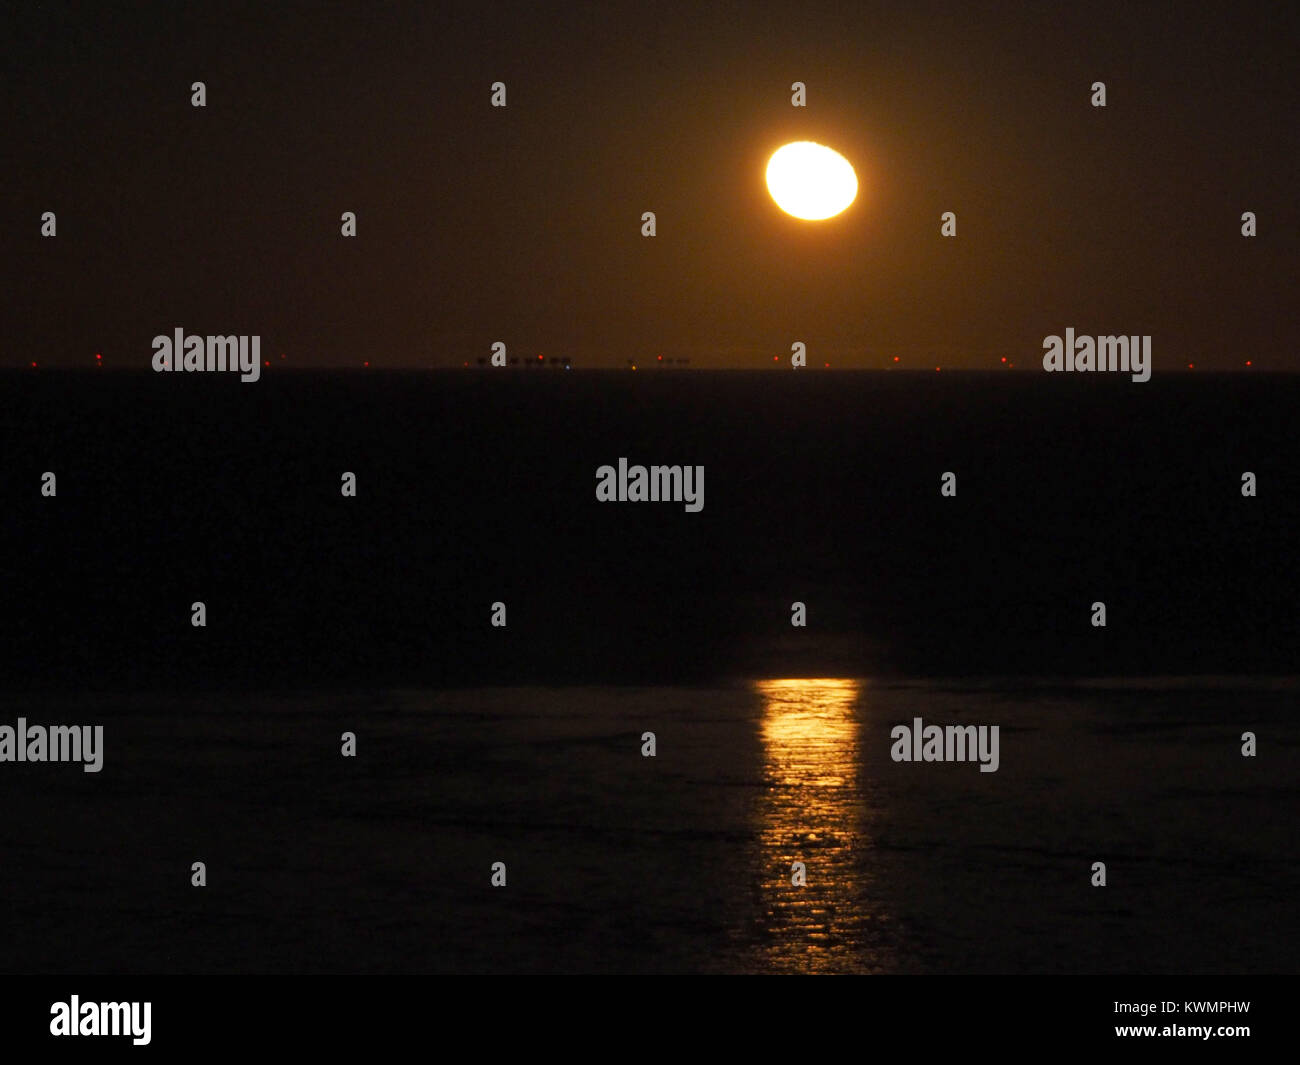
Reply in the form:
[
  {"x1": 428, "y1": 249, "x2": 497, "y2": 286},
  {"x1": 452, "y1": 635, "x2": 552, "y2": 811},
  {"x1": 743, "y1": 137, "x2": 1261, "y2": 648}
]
[{"x1": 1, "y1": 679, "x2": 1296, "y2": 973}]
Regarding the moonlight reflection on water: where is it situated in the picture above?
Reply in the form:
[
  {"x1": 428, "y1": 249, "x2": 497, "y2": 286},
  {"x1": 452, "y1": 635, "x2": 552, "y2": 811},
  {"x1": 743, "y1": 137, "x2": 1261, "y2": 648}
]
[{"x1": 751, "y1": 678, "x2": 895, "y2": 973}]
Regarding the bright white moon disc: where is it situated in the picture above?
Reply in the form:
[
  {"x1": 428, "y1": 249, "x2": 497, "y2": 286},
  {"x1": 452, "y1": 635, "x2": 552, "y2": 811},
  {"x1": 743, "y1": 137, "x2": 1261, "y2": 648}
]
[{"x1": 766, "y1": 141, "x2": 858, "y2": 220}]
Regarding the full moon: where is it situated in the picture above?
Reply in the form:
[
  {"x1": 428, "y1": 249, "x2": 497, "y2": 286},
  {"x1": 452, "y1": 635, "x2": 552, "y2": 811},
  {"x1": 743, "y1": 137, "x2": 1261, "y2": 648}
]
[{"x1": 765, "y1": 141, "x2": 858, "y2": 221}]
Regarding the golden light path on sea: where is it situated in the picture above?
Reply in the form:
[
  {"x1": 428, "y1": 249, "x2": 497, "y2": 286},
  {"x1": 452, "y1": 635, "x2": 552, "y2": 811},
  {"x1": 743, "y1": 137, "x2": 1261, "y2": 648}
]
[{"x1": 750, "y1": 678, "x2": 894, "y2": 973}]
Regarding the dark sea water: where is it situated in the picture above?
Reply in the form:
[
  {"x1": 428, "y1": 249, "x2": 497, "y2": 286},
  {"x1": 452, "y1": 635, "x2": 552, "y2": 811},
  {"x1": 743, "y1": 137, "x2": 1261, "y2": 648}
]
[
  {"x1": 1, "y1": 680, "x2": 1296, "y2": 974},
  {"x1": 2, "y1": 369, "x2": 1298, "y2": 686},
  {"x1": 0, "y1": 371, "x2": 1297, "y2": 973}
]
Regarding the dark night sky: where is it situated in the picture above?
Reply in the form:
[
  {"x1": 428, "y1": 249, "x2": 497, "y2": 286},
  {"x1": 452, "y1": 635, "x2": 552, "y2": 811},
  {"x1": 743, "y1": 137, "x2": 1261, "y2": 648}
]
[{"x1": 7, "y1": 0, "x2": 1298, "y2": 369}]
